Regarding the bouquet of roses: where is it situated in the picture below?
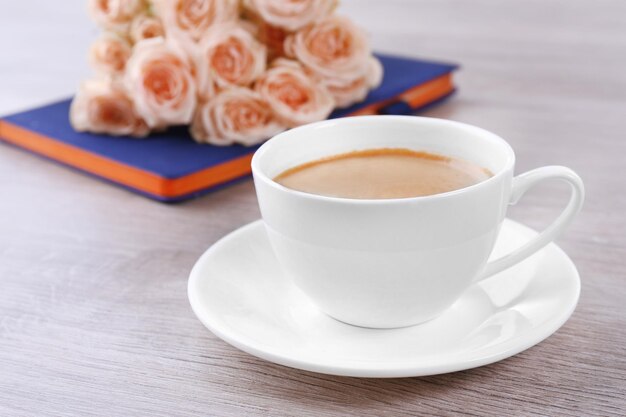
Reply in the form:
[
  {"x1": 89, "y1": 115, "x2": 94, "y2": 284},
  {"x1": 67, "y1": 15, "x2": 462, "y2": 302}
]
[{"x1": 70, "y1": 0, "x2": 383, "y2": 146}]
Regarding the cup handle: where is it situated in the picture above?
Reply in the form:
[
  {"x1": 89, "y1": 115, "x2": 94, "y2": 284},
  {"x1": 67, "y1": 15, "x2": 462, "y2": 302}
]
[{"x1": 476, "y1": 166, "x2": 584, "y2": 282}]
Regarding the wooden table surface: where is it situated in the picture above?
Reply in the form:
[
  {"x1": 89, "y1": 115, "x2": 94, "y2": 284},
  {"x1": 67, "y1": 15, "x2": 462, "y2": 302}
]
[{"x1": 1, "y1": 1, "x2": 625, "y2": 415}]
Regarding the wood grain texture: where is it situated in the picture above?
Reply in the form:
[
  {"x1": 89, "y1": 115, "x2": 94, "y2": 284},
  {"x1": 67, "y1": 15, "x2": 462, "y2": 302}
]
[{"x1": 1, "y1": 1, "x2": 625, "y2": 416}]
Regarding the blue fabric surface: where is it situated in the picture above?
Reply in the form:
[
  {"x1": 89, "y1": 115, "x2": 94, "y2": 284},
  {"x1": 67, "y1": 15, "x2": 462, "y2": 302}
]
[{"x1": 1, "y1": 54, "x2": 457, "y2": 180}]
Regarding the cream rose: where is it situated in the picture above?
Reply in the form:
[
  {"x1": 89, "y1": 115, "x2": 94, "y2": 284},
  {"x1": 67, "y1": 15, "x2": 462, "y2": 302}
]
[
  {"x1": 124, "y1": 37, "x2": 197, "y2": 128},
  {"x1": 255, "y1": 59, "x2": 334, "y2": 127},
  {"x1": 323, "y1": 56, "x2": 383, "y2": 107},
  {"x1": 244, "y1": 0, "x2": 337, "y2": 31},
  {"x1": 130, "y1": 14, "x2": 165, "y2": 43},
  {"x1": 88, "y1": 0, "x2": 146, "y2": 32},
  {"x1": 153, "y1": 0, "x2": 238, "y2": 44},
  {"x1": 197, "y1": 23, "x2": 266, "y2": 92},
  {"x1": 191, "y1": 88, "x2": 284, "y2": 146},
  {"x1": 70, "y1": 79, "x2": 149, "y2": 137},
  {"x1": 89, "y1": 33, "x2": 132, "y2": 75},
  {"x1": 284, "y1": 15, "x2": 382, "y2": 106}
]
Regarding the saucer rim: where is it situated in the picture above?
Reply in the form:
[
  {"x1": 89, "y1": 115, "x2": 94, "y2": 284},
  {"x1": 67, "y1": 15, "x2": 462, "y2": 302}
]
[{"x1": 188, "y1": 219, "x2": 580, "y2": 378}]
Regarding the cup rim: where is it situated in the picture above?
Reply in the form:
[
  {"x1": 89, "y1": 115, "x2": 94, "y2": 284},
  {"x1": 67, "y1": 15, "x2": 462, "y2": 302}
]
[{"x1": 251, "y1": 115, "x2": 516, "y2": 204}]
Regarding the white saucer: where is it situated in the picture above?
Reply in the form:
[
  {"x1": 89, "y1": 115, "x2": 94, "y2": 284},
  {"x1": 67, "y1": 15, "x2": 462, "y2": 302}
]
[{"x1": 188, "y1": 219, "x2": 580, "y2": 378}]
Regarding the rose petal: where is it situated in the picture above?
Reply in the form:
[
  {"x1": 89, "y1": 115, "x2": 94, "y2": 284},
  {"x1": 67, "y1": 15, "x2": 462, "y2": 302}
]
[
  {"x1": 153, "y1": 0, "x2": 238, "y2": 45},
  {"x1": 124, "y1": 37, "x2": 197, "y2": 128},
  {"x1": 197, "y1": 22, "x2": 267, "y2": 92},
  {"x1": 130, "y1": 14, "x2": 165, "y2": 43},
  {"x1": 89, "y1": 32, "x2": 132, "y2": 75},
  {"x1": 285, "y1": 15, "x2": 372, "y2": 83},
  {"x1": 70, "y1": 78, "x2": 149, "y2": 137},
  {"x1": 191, "y1": 87, "x2": 285, "y2": 146},
  {"x1": 89, "y1": 0, "x2": 146, "y2": 32},
  {"x1": 244, "y1": 0, "x2": 337, "y2": 31},
  {"x1": 256, "y1": 59, "x2": 334, "y2": 127}
]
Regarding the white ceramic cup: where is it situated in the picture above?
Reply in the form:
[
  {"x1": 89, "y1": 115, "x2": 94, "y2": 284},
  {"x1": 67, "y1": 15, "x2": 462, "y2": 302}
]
[{"x1": 251, "y1": 116, "x2": 584, "y2": 328}]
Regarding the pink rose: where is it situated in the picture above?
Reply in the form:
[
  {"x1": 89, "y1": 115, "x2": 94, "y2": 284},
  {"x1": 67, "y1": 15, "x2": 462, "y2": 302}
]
[
  {"x1": 88, "y1": 0, "x2": 146, "y2": 32},
  {"x1": 323, "y1": 56, "x2": 383, "y2": 107},
  {"x1": 153, "y1": 0, "x2": 238, "y2": 44},
  {"x1": 89, "y1": 33, "x2": 132, "y2": 75},
  {"x1": 70, "y1": 79, "x2": 149, "y2": 137},
  {"x1": 255, "y1": 59, "x2": 334, "y2": 127},
  {"x1": 130, "y1": 14, "x2": 165, "y2": 43},
  {"x1": 191, "y1": 88, "x2": 285, "y2": 145},
  {"x1": 124, "y1": 38, "x2": 198, "y2": 128},
  {"x1": 244, "y1": 0, "x2": 337, "y2": 31},
  {"x1": 284, "y1": 15, "x2": 383, "y2": 106},
  {"x1": 197, "y1": 22, "x2": 266, "y2": 92}
]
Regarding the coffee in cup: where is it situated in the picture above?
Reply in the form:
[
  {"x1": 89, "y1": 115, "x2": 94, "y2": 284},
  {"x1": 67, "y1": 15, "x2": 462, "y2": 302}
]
[{"x1": 273, "y1": 148, "x2": 493, "y2": 199}]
